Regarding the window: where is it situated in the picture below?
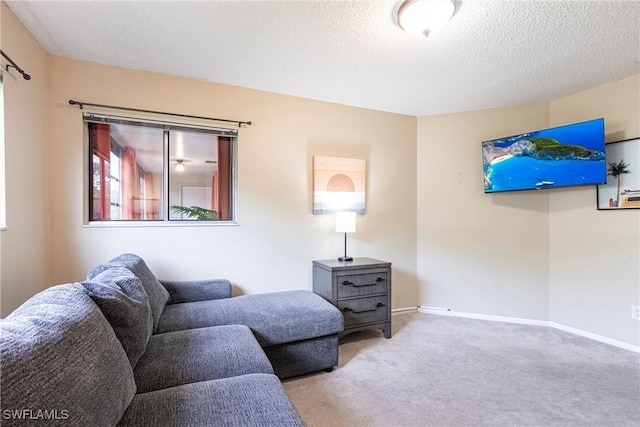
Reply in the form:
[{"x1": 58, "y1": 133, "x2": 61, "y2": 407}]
[{"x1": 86, "y1": 115, "x2": 236, "y2": 224}]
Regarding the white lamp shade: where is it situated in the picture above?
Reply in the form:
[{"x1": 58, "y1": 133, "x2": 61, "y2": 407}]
[
  {"x1": 398, "y1": 0, "x2": 455, "y2": 37},
  {"x1": 335, "y1": 211, "x2": 356, "y2": 233}
]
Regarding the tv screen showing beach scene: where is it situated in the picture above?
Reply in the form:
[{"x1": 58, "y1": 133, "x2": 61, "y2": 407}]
[{"x1": 482, "y1": 118, "x2": 606, "y2": 193}]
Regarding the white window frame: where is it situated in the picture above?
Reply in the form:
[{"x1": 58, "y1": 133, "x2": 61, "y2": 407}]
[{"x1": 83, "y1": 114, "x2": 238, "y2": 227}]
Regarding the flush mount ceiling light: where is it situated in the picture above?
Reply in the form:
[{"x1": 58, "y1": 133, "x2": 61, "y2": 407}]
[
  {"x1": 398, "y1": 0, "x2": 456, "y2": 37},
  {"x1": 175, "y1": 159, "x2": 185, "y2": 172}
]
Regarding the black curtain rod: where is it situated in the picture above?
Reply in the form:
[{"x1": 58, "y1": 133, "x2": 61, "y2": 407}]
[
  {"x1": 1, "y1": 50, "x2": 31, "y2": 80},
  {"x1": 68, "y1": 99, "x2": 252, "y2": 127}
]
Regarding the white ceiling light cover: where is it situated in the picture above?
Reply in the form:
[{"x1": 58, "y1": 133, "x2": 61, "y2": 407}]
[{"x1": 398, "y1": 0, "x2": 455, "y2": 37}]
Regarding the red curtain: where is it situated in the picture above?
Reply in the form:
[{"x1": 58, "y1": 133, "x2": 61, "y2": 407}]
[
  {"x1": 211, "y1": 172, "x2": 218, "y2": 213},
  {"x1": 93, "y1": 124, "x2": 111, "y2": 158},
  {"x1": 144, "y1": 172, "x2": 159, "y2": 219},
  {"x1": 121, "y1": 148, "x2": 140, "y2": 219},
  {"x1": 216, "y1": 137, "x2": 231, "y2": 220},
  {"x1": 91, "y1": 123, "x2": 111, "y2": 220}
]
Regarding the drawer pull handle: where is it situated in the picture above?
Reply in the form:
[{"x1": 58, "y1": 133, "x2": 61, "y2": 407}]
[
  {"x1": 342, "y1": 303, "x2": 386, "y2": 314},
  {"x1": 342, "y1": 277, "x2": 385, "y2": 288}
]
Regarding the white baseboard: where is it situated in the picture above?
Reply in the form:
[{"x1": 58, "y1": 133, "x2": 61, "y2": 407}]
[
  {"x1": 392, "y1": 307, "x2": 418, "y2": 316},
  {"x1": 418, "y1": 306, "x2": 640, "y2": 353},
  {"x1": 549, "y1": 322, "x2": 639, "y2": 353},
  {"x1": 418, "y1": 306, "x2": 548, "y2": 326}
]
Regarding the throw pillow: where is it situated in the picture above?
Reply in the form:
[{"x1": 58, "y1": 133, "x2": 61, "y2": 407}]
[{"x1": 81, "y1": 266, "x2": 153, "y2": 367}]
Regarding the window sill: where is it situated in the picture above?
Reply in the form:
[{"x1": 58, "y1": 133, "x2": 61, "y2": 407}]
[{"x1": 84, "y1": 221, "x2": 239, "y2": 228}]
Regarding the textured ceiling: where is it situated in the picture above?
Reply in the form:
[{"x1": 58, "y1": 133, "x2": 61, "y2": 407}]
[{"x1": 6, "y1": 0, "x2": 640, "y2": 116}]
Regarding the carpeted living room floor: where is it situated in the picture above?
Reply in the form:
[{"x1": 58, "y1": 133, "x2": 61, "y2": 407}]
[{"x1": 283, "y1": 312, "x2": 640, "y2": 427}]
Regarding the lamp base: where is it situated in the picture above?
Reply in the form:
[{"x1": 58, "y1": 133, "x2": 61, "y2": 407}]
[{"x1": 338, "y1": 256, "x2": 353, "y2": 262}]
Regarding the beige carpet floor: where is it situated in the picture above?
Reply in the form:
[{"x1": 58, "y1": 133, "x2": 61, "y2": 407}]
[{"x1": 283, "y1": 312, "x2": 640, "y2": 427}]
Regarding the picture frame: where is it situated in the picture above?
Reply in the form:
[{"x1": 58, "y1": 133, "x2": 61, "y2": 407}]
[
  {"x1": 313, "y1": 156, "x2": 366, "y2": 214},
  {"x1": 597, "y1": 137, "x2": 640, "y2": 210}
]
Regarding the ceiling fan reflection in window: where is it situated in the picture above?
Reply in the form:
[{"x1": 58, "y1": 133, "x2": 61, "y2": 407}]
[{"x1": 171, "y1": 158, "x2": 217, "y2": 173}]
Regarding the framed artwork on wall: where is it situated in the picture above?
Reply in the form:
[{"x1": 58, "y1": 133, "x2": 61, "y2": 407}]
[
  {"x1": 313, "y1": 156, "x2": 366, "y2": 214},
  {"x1": 597, "y1": 137, "x2": 640, "y2": 210}
]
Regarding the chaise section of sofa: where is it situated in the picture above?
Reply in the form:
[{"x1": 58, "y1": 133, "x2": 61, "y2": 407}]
[{"x1": 157, "y1": 289, "x2": 344, "y2": 378}]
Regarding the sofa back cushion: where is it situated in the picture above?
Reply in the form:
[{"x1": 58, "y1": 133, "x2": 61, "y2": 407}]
[
  {"x1": 0, "y1": 283, "x2": 136, "y2": 426},
  {"x1": 82, "y1": 266, "x2": 153, "y2": 367},
  {"x1": 88, "y1": 253, "x2": 169, "y2": 332}
]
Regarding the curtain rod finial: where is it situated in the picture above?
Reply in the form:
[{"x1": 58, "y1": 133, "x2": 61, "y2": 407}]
[{"x1": 69, "y1": 99, "x2": 83, "y2": 109}]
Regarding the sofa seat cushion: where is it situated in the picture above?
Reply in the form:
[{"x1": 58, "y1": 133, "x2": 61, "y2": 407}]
[
  {"x1": 0, "y1": 283, "x2": 136, "y2": 427},
  {"x1": 134, "y1": 325, "x2": 273, "y2": 393},
  {"x1": 118, "y1": 373, "x2": 304, "y2": 427},
  {"x1": 156, "y1": 290, "x2": 344, "y2": 347},
  {"x1": 81, "y1": 266, "x2": 153, "y2": 367},
  {"x1": 88, "y1": 253, "x2": 169, "y2": 332}
]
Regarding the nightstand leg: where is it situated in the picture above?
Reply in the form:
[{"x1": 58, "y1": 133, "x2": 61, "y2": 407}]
[{"x1": 383, "y1": 324, "x2": 392, "y2": 339}]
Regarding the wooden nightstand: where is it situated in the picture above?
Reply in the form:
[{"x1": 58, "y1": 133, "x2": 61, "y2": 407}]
[{"x1": 312, "y1": 258, "x2": 392, "y2": 338}]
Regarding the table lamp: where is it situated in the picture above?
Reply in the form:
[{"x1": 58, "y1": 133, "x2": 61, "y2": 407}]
[{"x1": 335, "y1": 211, "x2": 356, "y2": 262}]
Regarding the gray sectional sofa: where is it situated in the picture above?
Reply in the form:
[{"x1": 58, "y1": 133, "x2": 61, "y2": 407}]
[{"x1": 0, "y1": 253, "x2": 344, "y2": 426}]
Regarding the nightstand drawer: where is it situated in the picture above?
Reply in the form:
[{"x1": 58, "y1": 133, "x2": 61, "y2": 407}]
[
  {"x1": 338, "y1": 296, "x2": 388, "y2": 327},
  {"x1": 337, "y1": 272, "x2": 388, "y2": 298}
]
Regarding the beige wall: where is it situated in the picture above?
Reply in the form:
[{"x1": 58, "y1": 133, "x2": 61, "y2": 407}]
[
  {"x1": 548, "y1": 75, "x2": 640, "y2": 346},
  {"x1": 417, "y1": 104, "x2": 551, "y2": 320},
  {"x1": 46, "y1": 57, "x2": 418, "y2": 308},
  {"x1": 0, "y1": 3, "x2": 49, "y2": 316}
]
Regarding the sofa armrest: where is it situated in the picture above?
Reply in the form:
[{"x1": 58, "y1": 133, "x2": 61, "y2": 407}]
[{"x1": 160, "y1": 279, "x2": 232, "y2": 304}]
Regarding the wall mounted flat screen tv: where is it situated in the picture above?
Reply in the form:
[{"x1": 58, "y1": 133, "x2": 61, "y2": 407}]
[{"x1": 482, "y1": 118, "x2": 606, "y2": 193}]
